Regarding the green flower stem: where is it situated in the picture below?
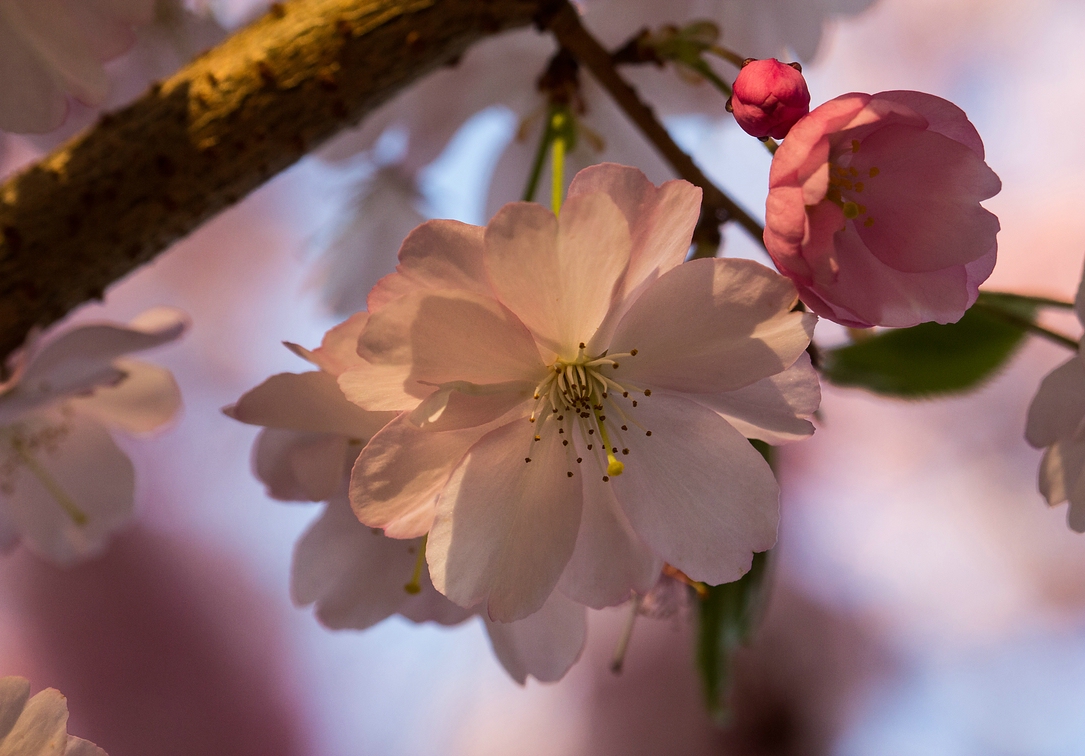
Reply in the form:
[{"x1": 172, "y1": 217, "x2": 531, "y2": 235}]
[
  {"x1": 971, "y1": 300, "x2": 1079, "y2": 351},
  {"x1": 403, "y1": 534, "x2": 428, "y2": 595},
  {"x1": 977, "y1": 290, "x2": 1075, "y2": 310},
  {"x1": 708, "y1": 44, "x2": 747, "y2": 69}
]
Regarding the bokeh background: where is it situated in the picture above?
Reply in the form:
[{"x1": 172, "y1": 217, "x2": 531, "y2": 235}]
[{"x1": 2, "y1": 0, "x2": 1085, "y2": 753}]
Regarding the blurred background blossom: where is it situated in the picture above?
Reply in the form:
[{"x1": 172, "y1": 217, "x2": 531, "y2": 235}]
[{"x1": 1, "y1": 0, "x2": 1085, "y2": 753}]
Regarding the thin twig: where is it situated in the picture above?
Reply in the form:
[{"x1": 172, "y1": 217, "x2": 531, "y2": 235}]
[
  {"x1": 545, "y1": 2, "x2": 766, "y2": 245},
  {"x1": 972, "y1": 301, "x2": 1079, "y2": 351}
]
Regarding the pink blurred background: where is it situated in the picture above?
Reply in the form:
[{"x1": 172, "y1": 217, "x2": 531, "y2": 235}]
[{"x1": 3, "y1": 0, "x2": 1085, "y2": 753}]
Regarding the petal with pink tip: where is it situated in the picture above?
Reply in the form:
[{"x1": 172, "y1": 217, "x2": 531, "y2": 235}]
[
  {"x1": 301, "y1": 312, "x2": 369, "y2": 376},
  {"x1": 610, "y1": 392, "x2": 779, "y2": 586},
  {"x1": 556, "y1": 463, "x2": 661, "y2": 609},
  {"x1": 610, "y1": 258, "x2": 813, "y2": 393},
  {"x1": 485, "y1": 195, "x2": 630, "y2": 355},
  {"x1": 428, "y1": 417, "x2": 583, "y2": 621},
  {"x1": 227, "y1": 371, "x2": 392, "y2": 438},
  {"x1": 350, "y1": 413, "x2": 496, "y2": 539},
  {"x1": 484, "y1": 590, "x2": 587, "y2": 684}
]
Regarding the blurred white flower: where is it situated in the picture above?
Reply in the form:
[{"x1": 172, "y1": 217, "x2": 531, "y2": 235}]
[
  {"x1": 0, "y1": 0, "x2": 154, "y2": 133},
  {"x1": 0, "y1": 676, "x2": 107, "y2": 755},
  {"x1": 0, "y1": 307, "x2": 187, "y2": 563},
  {"x1": 1025, "y1": 271, "x2": 1085, "y2": 532}
]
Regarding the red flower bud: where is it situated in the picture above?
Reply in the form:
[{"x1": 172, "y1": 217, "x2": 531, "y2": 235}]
[{"x1": 730, "y1": 58, "x2": 810, "y2": 139}]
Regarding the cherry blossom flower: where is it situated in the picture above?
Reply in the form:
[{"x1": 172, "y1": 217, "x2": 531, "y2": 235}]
[
  {"x1": 229, "y1": 321, "x2": 586, "y2": 683},
  {"x1": 730, "y1": 58, "x2": 810, "y2": 139},
  {"x1": 0, "y1": 0, "x2": 154, "y2": 133},
  {"x1": 0, "y1": 676, "x2": 107, "y2": 755},
  {"x1": 340, "y1": 164, "x2": 818, "y2": 623},
  {"x1": 0, "y1": 308, "x2": 186, "y2": 563},
  {"x1": 1026, "y1": 272, "x2": 1085, "y2": 532},
  {"x1": 764, "y1": 90, "x2": 1001, "y2": 328}
]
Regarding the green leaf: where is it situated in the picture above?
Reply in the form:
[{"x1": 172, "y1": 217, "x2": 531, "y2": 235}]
[
  {"x1": 820, "y1": 296, "x2": 1039, "y2": 398},
  {"x1": 695, "y1": 550, "x2": 771, "y2": 724}
]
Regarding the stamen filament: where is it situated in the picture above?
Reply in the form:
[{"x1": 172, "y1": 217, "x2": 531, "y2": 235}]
[
  {"x1": 403, "y1": 534, "x2": 428, "y2": 595},
  {"x1": 10, "y1": 436, "x2": 86, "y2": 526}
]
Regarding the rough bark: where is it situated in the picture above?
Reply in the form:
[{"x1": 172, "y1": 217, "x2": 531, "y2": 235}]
[{"x1": 0, "y1": 0, "x2": 554, "y2": 360}]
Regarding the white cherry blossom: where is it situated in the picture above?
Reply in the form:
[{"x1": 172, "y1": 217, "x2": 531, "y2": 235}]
[
  {"x1": 0, "y1": 675, "x2": 107, "y2": 755},
  {"x1": 1026, "y1": 271, "x2": 1085, "y2": 532},
  {"x1": 340, "y1": 164, "x2": 819, "y2": 622},
  {"x1": 0, "y1": 0, "x2": 154, "y2": 133},
  {"x1": 0, "y1": 308, "x2": 186, "y2": 563}
]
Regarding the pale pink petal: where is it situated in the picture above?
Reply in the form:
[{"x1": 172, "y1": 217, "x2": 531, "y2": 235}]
[
  {"x1": 226, "y1": 371, "x2": 392, "y2": 438},
  {"x1": 556, "y1": 465, "x2": 661, "y2": 609},
  {"x1": 484, "y1": 195, "x2": 630, "y2": 355},
  {"x1": 0, "y1": 678, "x2": 30, "y2": 741},
  {"x1": 0, "y1": 19, "x2": 68, "y2": 133},
  {"x1": 358, "y1": 289, "x2": 545, "y2": 386},
  {"x1": 67, "y1": 358, "x2": 181, "y2": 434},
  {"x1": 338, "y1": 361, "x2": 423, "y2": 412},
  {"x1": 1026, "y1": 356, "x2": 1085, "y2": 449},
  {"x1": 368, "y1": 220, "x2": 491, "y2": 313},
  {"x1": 1039, "y1": 441, "x2": 1085, "y2": 533},
  {"x1": 0, "y1": 686, "x2": 68, "y2": 756},
  {"x1": 350, "y1": 413, "x2": 495, "y2": 538},
  {"x1": 296, "y1": 311, "x2": 369, "y2": 376},
  {"x1": 2, "y1": 410, "x2": 134, "y2": 565},
  {"x1": 292, "y1": 495, "x2": 471, "y2": 630},
  {"x1": 428, "y1": 417, "x2": 583, "y2": 621},
  {"x1": 483, "y1": 591, "x2": 587, "y2": 684},
  {"x1": 253, "y1": 429, "x2": 350, "y2": 503},
  {"x1": 691, "y1": 352, "x2": 820, "y2": 444},
  {"x1": 609, "y1": 258, "x2": 814, "y2": 393},
  {"x1": 610, "y1": 392, "x2": 779, "y2": 585},
  {"x1": 63, "y1": 737, "x2": 106, "y2": 756},
  {"x1": 874, "y1": 90, "x2": 986, "y2": 157}
]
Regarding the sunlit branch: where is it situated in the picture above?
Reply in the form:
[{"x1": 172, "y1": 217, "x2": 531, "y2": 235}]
[{"x1": 0, "y1": 0, "x2": 555, "y2": 361}]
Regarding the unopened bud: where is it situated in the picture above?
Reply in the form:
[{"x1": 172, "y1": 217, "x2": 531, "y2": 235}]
[{"x1": 730, "y1": 58, "x2": 810, "y2": 139}]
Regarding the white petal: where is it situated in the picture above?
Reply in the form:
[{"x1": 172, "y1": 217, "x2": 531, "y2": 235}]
[
  {"x1": 302, "y1": 312, "x2": 369, "y2": 377},
  {"x1": 67, "y1": 358, "x2": 181, "y2": 434},
  {"x1": 2, "y1": 409, "x2": 134, "y2": 565},
  {"x1": 557, "y1": 465, "x2": 661, "y2": 609},
  {"x1": 292, "y1": 495, "x2": 471, "y2": 630},
  {"x1": 338, "y1": 361, "x2": 423, "y2": 413},
  {"x1": 484, "y1": 195, "x2": 630, "y2": 355},
  {"x1": 227, "y1": 371, "x2": 392, "y2": 438},
  {"x1": 0, "y1": 687, "x2": 67, "y2": 756},
  {"x1": 0, "y1": 677, "x2": 30, "y2": 742},
  {"x1": 610, "y1": 392, "x2": 779, "y2": 585},
  {"x1": 253, "y1": 429, "x2": 350, "y2": 503},
  {"x1": 484, "y1": 591, "x2": 587, "y2": 684},
  {"x1": 691, "y1": 352, "x2": 821, "y2": 444},
  {"x1": 1026, "y1": 356, "x2": 1085, "y2": 449},
  {"x1": 3, "y1": 308, "x2": 187, "y2": 419},
  {"x1": 428, "y1": 417, "x2": 583, "y2": 621},
  {"x1": 350, "y1": 413, "x2": 493, "y2": 538}
]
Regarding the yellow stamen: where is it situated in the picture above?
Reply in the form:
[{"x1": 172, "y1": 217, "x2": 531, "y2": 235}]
[
  {"x1": 9, "y1": 436, "x2": 86, "y2": 526},
  {"x1": 595, "y1": 410, "x2": 624, "y2": 477},
  {"x1": 403, "y1": 534, "x2": 428, "y2": 595}
]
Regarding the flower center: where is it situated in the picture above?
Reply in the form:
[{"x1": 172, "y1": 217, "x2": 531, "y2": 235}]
[
  {"x1": 826, "y1": 139, "x2": 879, "y2": 229},
  {"x1": 526, "y1": 343, "x2": 652, "y2": 482}
]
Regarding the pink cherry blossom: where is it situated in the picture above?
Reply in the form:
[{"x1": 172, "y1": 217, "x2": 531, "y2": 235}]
[
  {"x1": 0, "y1": 0, "x2": 155, "y2": 133},
  {"x1": 340, "y1": 164, "x2": 818, "y2": 623},
  {"x1": 764, "y1": 90, "x2": 1002, "y2": 328},
  {"x1": 229, "y1": 322, "x2": 586, "y2": 683},
  {"x1": 1026, "y1": 270, "x2": 1085, "y2": 532},
  {"x1": 0, "y1": 676, "x2": 107, "y2": 755},
  {"x1": 730, "y1": 58, "x2": 810, "y2": 139},
  {"x1": 0, "y1": 308, "x2": 187, "y2": 564}
]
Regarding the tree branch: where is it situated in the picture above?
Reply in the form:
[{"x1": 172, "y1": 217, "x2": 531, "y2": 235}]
[
  {"x1": 0, "y1": 0, "x2": 554, "y2": 360},
  {"x1": 545, "y1": 2, "x2": 765, "y2": 244}
]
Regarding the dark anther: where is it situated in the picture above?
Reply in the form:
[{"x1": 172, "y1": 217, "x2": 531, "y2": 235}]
[
  {"x1": 621, "y1": 425, "x2": 628, "y2": 431},
  {"x1": 630, "y1": 349, "x2": 638, "y2": 356},
  {"x1": 742, "y1": 57, "x2": 756, "y2": 67},
  {"x1": 567, "y1": 471, "x2": 574, "y2": 478},
  {"x1": 788, "y1": 61, "x2": 803, "y2": 72},
  {"x1": 525, "y1": 457, "x2": 532, "y2": 463},
  {"x1": 646, "y1": 431, "x2": 652, "y2": 437},
  {"x1": 602, "y1": 475, "x2": 610, "y2": 482},
  {"x1": 622, "y1": 448, "x2": 630, "y2": 455},
  {"x1": 576, "y1": 457, "x2": 583, "y2": 463},
  {"x1": 563, "y1": 440, "x2": 569, "y2": 446},
  {"x1": 643, "y1": 389, "x2": 652, "y2": 396}
]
